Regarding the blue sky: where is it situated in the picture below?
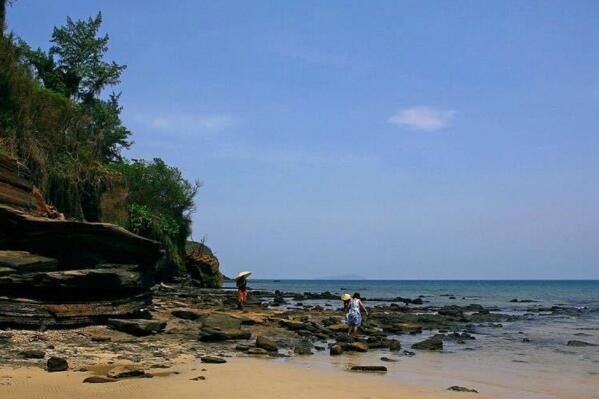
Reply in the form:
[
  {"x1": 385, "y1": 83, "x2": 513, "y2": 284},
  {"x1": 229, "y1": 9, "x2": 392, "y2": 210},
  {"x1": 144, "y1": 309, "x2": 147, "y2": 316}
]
[{"x1": 8, "y1": 1, "x2": 599, "y2": 279}]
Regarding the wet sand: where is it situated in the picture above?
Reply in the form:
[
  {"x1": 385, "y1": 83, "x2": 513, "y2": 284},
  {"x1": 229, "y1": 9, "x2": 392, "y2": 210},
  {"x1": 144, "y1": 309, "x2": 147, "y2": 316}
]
[{"x1": 0, "y1": 357, "x2": 494, "y2": 399}]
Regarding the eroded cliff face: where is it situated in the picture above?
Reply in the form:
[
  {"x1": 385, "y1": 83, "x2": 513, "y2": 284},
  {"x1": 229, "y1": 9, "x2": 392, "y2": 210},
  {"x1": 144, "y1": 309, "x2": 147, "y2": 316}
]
[
  {"x1": 185, "y1": 242, "x2": 223, "y2": 288},
  {"x1": 0, "y1": 155, "x2": 162, "y2": 327}
]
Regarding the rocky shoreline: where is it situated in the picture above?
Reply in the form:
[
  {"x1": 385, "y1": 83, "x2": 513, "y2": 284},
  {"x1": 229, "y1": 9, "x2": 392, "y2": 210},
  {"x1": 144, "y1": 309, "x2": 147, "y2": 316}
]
[{"x1": 0, "y1": 281, "x2": 525, "y2": 373}]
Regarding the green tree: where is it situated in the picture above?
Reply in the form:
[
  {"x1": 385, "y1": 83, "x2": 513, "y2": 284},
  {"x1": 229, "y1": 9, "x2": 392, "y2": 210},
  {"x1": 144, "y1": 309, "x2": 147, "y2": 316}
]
[{"x1": 49, "y1": 12, "x2": 126, "y2": 103}]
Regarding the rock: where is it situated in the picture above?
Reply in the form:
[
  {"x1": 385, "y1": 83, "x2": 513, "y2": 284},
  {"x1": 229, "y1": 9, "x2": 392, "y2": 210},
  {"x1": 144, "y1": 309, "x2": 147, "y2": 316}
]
[
  {"x1": 380, "y1": 357, "x2": 398, "y2": 362},
  {"x1": 330, "y1": 344, "x2": 344, "y2": 356},
  {"x1": 171, "y1": 308, "x2": 203, "y2": 321},
  {"x1": 106, "y1": 365, "x2": 147, "y2": 378},
  {"x1": 388, "y1": 339, "x2": 402, "y2": 351},
  {"x1": 200, "y1": 356, "x2": 227, "y2": 364},
  {"x1": 190, "y1": 375, "x2": 206, "y2": 381},
  {"x1": 198, "y1": 328, "x2": 251, "y2": 342},
  {"x1": 236, "y1": 344, "x2": 251, "y2": 351},
  {"x1": 0, "y1": 268, "x2": 146, "y2": 295},
  {"x1": 20, "y1": 350, "x2": 45, "y2": 359},
  {"x1": 350, "y1": 366, "x2": 387, "y2": 372},
  {"x1": 202, "y1": 313, "x2": 242, "y2": 330},
  {"x1": 186, "y1": 244, "x2": 223, "y2": 288},
  {"x1": 279, "y1": 319, "x2": 308, "y2": 331},
  {"x1": 247, "y1": 348, "x2": 269, "y2": 355},
  {"x1": 0, "y1": 205, "x2": 161, "y2": 267},
  {"x1": 327, "y1": 323, "x2": 348, "y2": 333},
  {"x1": 256, "y1": 336, "x2": 278, "y2": 352},
  {"x1": 412, "y1": 336, "x2": 443, "y2": 351},
  {"x1": 107, "y1": 319, "x2": 166, "y2": 336},
  {"x1": 47, "y1": 357, "x2": 68, "y2": 372},
  {"x1": 392, "y1": 323, "x2": 422, "y2": 334},
  {"x1": 567, "y1": 340, "x2": 597, "y2": 347},
  {"x1": 83, "y1": 376, "x2": 117, "y2": 383},
  {"x1": 0, "y1": 251, "x2": 58, "y2": 272},
  {"x1": 91, "y1": 336, "x2": 111, "y2": 342},
  {"x1": 344, "y1": 342, "x2": 368, "y2": 352},
  {"x1": 294, "y1": 338, "x2": 314, "y2": 355},
  {"x1": 448, "y1": 386, "x2": 478, "y2": 393},
  {"x1": 438, "y1": 305, "x2": 464, "y2": 317}
]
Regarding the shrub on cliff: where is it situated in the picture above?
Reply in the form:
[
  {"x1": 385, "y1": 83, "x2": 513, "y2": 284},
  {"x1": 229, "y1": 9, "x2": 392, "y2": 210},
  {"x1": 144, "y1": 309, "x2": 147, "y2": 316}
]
[{"x1": 115, "y1": 158, "x2": 200, "y2": 271}]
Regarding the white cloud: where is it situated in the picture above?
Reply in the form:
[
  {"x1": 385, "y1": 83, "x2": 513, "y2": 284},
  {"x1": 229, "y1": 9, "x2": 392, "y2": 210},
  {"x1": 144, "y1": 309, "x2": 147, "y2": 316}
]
[{"x1": 388, "y1": 106, "x2": 455, "y2": 131}]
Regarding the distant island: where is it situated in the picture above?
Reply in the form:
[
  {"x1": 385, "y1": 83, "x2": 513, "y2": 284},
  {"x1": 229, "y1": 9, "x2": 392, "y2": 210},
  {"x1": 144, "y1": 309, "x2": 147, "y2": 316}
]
[{"x1": 316, "y1": 274, "x2": 366, "y2": 280}]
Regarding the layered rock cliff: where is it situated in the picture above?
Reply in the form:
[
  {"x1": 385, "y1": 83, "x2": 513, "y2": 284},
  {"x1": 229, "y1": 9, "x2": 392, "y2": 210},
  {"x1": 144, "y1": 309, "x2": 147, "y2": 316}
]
[{"x1": 0, "y1": 155, "x2": 162, "y2": 327}]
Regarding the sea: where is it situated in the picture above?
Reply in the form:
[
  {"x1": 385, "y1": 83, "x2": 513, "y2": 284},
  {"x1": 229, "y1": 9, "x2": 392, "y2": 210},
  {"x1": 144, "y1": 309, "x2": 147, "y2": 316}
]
[{"x1": 226, "y1": 279, "x2": 599, "y2": 399}]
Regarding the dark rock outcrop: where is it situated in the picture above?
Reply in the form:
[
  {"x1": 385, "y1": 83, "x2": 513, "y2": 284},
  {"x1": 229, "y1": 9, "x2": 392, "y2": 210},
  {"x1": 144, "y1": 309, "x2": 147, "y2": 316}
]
[{"x1": 185, "y1": 241, "x2": 223, "y2": 288}]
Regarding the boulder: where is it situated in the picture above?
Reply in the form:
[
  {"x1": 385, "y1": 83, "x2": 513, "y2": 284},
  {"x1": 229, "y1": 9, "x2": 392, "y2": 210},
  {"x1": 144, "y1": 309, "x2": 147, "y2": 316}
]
[
  {"x1": 279, "y1": 319, "x2": 309, "y2": 331},
  {"x1": 330, "y1": 344, "x2": 343, "y2": 356},
  {"x1": 47, "y1": 357, "x2": 68, "y2": 372},
  {"x1": 412, "y1": 336, "x2": 443, "y2": 351},
  {"x1": 247, "y1": 348, "x2": 269, "y2": 355},
  {"x1": 391, "y1": 323, "x2": 422, "y2": 334},
  {"x1": 107, "y1": 319, "x2": 166, "y2": 336},
  {"x1": 344, "y1": 342, "x2": 368, "y2": 352},
  {"x1": 202, "y1": 313, "x2": 242, "y2": 330},
  {"x1": 256, "y1": 336, "x2": 278, "y2": 352},
  {"x1": 198, "y1": 328, "x2": 251, "y2": 342},
  {"x1": 20, "y1": 350, "x2": 45, "y2": 359},
  {"x1": 200, "y1": 356, "x2": 227, "y2": 364},
  {"x1": 171, "y1": 308, "x2": 203, "y2": 321},
  {"x1": 106, "y1": 365, "x2": 147, "y2": 378},
  {"x1": 294, "y1": 338, "x2": 314, "y2": 355},
  {"x1": 327, "y1": 323, "x2": 349, "y2": 333}
]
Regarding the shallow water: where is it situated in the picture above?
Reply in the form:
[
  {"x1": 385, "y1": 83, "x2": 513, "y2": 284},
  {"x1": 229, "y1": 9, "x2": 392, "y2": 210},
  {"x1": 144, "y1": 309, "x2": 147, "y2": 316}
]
[{"x1": 235, "y1": 280, "x2": 599, "y2": 398}]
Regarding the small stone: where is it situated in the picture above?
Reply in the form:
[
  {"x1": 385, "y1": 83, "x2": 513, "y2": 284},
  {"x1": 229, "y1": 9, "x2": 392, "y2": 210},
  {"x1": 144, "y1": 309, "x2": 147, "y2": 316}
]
[
  {"x1": 190, "y1": 375, "x2": 206, "y2": 381},
  {"x1": 47, "y1": 357, "x2": 68, "y2": 372},
  {"x1": 567, "y1": 340, "x2": 597, "y2": 347},
  {"x1": 447, "y1": 386, "x2": 478, "y2": 393},
  {"x1": 350, "y1": 366, "x2": 387, "y2": 372},
  {"x1": 380, "y1": 357, "x2": 398, "y2": 362},
  {"x1": 83, "y1": 376, "x2": 117, "y2": 383}
]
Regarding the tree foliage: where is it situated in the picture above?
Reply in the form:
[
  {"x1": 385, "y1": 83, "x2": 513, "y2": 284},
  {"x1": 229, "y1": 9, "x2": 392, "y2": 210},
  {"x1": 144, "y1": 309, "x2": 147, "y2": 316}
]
[{"x1": 115, "y1": 159, "x2": 201, "y2": 269}]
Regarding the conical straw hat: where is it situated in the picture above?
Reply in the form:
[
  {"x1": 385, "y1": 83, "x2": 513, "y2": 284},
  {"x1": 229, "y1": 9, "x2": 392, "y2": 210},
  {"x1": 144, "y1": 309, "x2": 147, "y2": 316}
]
[{"x1": 235, "y1": 271, "x2": 252, "y2": 280}]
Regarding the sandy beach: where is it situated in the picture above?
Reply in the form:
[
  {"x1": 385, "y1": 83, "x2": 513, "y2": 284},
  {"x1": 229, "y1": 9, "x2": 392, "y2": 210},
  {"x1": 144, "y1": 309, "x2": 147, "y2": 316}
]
[{"x1": 0, "y1": 356, "x2": 498, "y2": 399}]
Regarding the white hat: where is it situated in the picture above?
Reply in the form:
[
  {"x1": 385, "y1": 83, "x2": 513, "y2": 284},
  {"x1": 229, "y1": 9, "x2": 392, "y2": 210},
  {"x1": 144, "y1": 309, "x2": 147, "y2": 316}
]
[{"x1": 235, "y1": 271, "x2": 252, "y2": 280}]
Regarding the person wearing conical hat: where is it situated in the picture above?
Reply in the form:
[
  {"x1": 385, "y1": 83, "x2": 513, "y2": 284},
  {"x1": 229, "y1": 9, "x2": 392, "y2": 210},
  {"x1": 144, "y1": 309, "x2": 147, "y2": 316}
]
[{"x1": 235, "y1": 271, "x2": 251, "y2": 310}]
